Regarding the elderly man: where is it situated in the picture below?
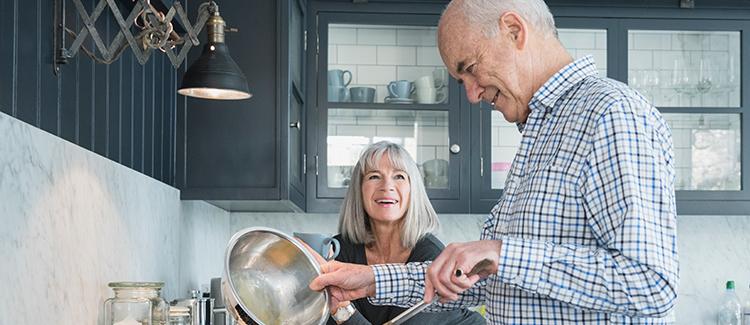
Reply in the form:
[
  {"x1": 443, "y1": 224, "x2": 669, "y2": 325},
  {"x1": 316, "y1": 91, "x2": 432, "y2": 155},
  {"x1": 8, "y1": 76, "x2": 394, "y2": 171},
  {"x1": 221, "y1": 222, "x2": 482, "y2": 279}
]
[{"x1": 310, "y1": 0, "x2": 679, "y2": 323}]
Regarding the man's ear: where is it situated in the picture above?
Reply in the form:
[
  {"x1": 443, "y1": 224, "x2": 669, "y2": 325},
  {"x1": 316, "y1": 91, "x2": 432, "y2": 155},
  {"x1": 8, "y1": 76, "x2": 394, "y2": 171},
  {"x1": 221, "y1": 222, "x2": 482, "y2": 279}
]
[{"x1": 499, "y1": 12, "x2": 527, "y2": 50}]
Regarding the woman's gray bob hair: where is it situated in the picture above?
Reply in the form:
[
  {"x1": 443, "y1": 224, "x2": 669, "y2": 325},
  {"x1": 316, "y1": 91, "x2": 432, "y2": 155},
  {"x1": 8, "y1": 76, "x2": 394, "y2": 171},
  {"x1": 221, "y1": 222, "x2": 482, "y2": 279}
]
[{"x1": 338, "y1": 141, "x2": 439, "y2": 248}]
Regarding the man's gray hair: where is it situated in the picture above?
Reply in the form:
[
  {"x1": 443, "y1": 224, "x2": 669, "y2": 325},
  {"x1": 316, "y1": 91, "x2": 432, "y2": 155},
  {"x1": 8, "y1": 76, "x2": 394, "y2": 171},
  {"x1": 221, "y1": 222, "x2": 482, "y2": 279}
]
[
  {"x1": 338, "y1": 141, "x2": 439, "y2": 249},
  {"x1": 449, "y1": 0, "x2": 557, "y2": 38}
]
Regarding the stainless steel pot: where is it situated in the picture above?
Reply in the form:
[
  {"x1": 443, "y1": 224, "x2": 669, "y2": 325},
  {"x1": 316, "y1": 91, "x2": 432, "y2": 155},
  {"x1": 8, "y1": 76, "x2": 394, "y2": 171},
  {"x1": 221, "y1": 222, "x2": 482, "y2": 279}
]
[{"x1": 222, "y1": 227, "x2": 330, "y2": 325}]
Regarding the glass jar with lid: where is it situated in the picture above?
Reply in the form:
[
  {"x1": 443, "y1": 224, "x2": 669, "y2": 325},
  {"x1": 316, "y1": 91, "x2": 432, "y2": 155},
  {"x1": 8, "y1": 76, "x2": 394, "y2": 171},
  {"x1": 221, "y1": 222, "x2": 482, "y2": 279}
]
[{"x1": 104, "y1": 282, "x2": 169, "y2": 325}]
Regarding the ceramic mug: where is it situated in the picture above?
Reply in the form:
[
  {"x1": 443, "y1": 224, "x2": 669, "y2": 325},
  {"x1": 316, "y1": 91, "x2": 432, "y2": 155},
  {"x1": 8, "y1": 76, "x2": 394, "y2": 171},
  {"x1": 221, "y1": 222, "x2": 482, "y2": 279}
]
[
  {"x1": 328, "y1": 69, "x2": 352, "y2": 87},
  {"x1": 350, "y1": 87, "x2": 376, "y2": 103},
  {"x1": 328, "y1": 86, "x2": 348, "y2": 102},
  {"x1": 414, "y1": 75, "x2": 435, "y2": 90},
  {"x1": 416, "y1": 87, "x2": 447, "y2": 104},
  {"x1": 293, "y1": 232, "x2": 341, "y2": 261},
  {"x1": 387, "y1": 80, "x2": 415, "y2": 99}
]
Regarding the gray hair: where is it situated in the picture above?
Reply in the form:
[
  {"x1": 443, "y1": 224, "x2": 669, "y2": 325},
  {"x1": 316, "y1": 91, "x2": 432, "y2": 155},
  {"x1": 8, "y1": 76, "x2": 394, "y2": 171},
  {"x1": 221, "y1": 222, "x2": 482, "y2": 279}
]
[
  {"x1": 338, "y1": 141, "x2": 439, "y2": 249},
  {"x1": 448, "y1": 0, "x2": 557, "y2": 38}
]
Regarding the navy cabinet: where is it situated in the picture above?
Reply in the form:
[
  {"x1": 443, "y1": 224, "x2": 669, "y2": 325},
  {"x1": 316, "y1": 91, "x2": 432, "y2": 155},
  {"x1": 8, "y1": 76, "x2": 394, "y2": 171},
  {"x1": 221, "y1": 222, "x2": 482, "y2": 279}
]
[{"x1": 176, "y1": 0, "x2": 306, "y2": 211}]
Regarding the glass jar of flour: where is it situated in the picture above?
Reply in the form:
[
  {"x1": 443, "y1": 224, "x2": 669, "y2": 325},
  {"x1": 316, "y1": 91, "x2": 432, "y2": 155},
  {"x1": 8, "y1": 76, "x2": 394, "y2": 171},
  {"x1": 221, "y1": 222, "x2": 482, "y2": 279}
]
[{"x1": 104, "y1": 282, "x2": 169, "y2": 325}]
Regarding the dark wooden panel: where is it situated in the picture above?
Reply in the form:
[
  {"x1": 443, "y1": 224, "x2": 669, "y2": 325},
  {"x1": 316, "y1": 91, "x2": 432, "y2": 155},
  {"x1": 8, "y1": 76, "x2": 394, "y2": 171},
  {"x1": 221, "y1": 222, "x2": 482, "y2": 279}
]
[
  {"x1": 154, "y1": 55, "x2": 164, "y2": 181},
  {"x1": 92, "y1": 11, "x2": 109, "y2": 156},
  {"x1": 76, "y1": 0, "x2": 94, "y2": 150},
  {"x1": 108, "y1": 54, "x2": 121, "y2": 162},
  {"x1": 40, "y1": 0, "x2": 60, "y2": 135},
  {"x1": 0, "y1": 0, "x2": 15, "y2": 115},
  {"x1": 16, "y1": 0, "x2": 40, "y2": 125},
  {"x1": 120, "y1": 50, "x2": 134, "y2": 168},
  {"x1": 59, "y1": 7, "x2": 79, "y2": 143},
  {"x1": 144, "y1": 58, "x2": 154, "y2": 176},
  {"x1": 133, "y1": 59, "x2": 145, "y2": 172}
]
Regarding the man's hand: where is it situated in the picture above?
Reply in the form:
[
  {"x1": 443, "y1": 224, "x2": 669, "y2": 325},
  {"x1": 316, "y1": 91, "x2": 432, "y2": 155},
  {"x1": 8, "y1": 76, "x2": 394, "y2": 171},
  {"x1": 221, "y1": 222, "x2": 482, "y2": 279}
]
[
  {"x1": 424, "y1": 240, "x2": 502, "y2": 303},
  {"x1": 309, "y1": 261, "x2": 376, "y2": 310}
]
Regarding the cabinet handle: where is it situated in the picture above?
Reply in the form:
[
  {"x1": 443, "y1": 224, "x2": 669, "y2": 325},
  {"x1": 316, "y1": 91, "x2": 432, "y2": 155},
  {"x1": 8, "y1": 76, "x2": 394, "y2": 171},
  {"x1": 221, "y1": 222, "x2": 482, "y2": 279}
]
[
  {"x1": 450, "y1": 144, "x2": 461, "y2": 154},
  {"x1": 290, "y1": 121, "x2": 301, "y2": 129}
]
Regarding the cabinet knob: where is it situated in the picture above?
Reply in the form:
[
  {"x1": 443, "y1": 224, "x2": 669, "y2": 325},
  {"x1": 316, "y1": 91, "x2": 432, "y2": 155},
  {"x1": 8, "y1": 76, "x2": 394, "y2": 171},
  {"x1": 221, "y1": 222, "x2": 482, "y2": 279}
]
[
  {"x1": 450, "y1": 144, "x2": 461, "y2": 154},
  {"x1": 289, "y1": 121, "x2": 301, "y2": 129}
]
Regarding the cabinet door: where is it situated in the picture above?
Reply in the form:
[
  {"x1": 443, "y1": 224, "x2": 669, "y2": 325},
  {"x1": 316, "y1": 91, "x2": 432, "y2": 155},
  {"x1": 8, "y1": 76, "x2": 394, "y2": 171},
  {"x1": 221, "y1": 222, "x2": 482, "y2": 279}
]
[
  {"x1": 622, "y1": 20, "x2": 746, "y2": 208},
  {"x1": 289, "y1": 0, "x2": 306, "y2": 204},
  {"x1": 308, "y1": 13, "x2": 468, "y2": 213}
]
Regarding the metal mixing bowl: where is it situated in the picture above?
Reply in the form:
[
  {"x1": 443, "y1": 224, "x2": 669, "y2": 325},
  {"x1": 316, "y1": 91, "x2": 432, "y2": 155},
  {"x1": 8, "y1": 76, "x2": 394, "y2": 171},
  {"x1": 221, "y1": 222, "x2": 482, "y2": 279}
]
[{"x1": 222, "y1": 227, "x2": 330, "y2": 325}]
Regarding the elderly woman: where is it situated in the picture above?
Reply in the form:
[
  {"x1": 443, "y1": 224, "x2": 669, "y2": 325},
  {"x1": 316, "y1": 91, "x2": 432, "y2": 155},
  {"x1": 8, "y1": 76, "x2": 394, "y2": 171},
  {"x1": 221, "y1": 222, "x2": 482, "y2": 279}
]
[{"x1": 326, "y1": 141, "x2": 484, "y2": 325}]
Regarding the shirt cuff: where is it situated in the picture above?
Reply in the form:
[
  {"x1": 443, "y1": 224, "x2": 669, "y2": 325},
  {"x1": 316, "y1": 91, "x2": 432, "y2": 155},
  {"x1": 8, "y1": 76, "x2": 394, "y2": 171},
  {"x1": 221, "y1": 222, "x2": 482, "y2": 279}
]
[
  {"x1": 496, "y1": 236, "x2": 547, "y2": 292},
  {"x1": 370, "y1": 263, "x2": 426, "y2": 306}
]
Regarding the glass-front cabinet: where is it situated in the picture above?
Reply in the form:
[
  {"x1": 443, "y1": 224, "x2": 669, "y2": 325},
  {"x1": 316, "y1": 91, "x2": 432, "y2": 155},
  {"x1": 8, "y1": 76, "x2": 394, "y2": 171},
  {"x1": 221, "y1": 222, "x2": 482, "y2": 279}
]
[
  {"x1": 477, "y1": 17, "x2": 749, "y2": 214},
  {"x1": 308, "y1": 13, "x2": 468, "y2": 212},
  {"x1": 307, "y1": 3, "x2": 749, "y2": 214}
]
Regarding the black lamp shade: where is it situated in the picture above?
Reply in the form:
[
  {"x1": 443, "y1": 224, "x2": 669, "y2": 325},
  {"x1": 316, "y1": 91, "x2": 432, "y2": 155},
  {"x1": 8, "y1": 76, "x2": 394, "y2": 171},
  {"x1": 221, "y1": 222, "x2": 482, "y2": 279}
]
[{"x1": 178, "y1": 42, "x2": 251, "y2": 100}]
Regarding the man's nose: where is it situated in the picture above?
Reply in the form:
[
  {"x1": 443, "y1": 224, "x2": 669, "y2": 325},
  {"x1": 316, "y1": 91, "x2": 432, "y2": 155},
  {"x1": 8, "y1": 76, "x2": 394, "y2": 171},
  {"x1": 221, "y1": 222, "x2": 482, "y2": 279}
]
[{"x1": 463, "y1": 78, "x2": 483, "y2": 104}]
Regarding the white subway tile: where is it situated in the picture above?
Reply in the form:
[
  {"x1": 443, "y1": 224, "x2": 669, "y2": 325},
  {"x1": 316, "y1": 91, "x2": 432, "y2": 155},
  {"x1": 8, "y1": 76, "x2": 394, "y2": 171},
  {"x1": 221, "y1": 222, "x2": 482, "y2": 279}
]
[
  {"x1": 329, "y1": 115, "x2": 357, "y2": 126},
  {"x1": 491, "y1": 147, "x2": 517, "y2": 163},
  {"x1": 709, "y1": 34, "x2": 730, "y2": 51},
  {"x1": 672, "y1": 129, "x2": 690, "y2": 149},
  {"x1": 377, "y1": 125, "x2": 416, "y2": 138},
  {"x1": 416, "y1": 146, "x2": 437, "y2": 164},
  {"x1": 357, "y1": 28, "x2": 397, "y2": 45},
  {"x1": 633, "y1": 32, "x2": 672, "y2": 50},
  {"x1": 328, "y1": 45, "x2": 338, "y2": 64},
  {"x1": 416, "y1": 47, "x2": 443, "y2": 66},
  {"x1": 329, "y1": 27, "x2": 357, "y2": 45},
  {"x1": 417, "y1": 126, "x2": 449, "y2": 146},
  {"x1": 435, "y1": 147, "x2": 450, "y2": 161},
  {"x1": 498, "y1": 127, "x2": 522, "y2": 145},
  {"x1": 397, "y1": 29, "x2": 437, "y2": 46},
  {"x1": 628, "y1": 50, "x2": 653, "y2": 70},
  {"x1": 559, "y1": 31, "x2": 596, "y2": 50},
  {"x1": 338, "y1": 45, "x2": 377, "y2": 65},
  {"x1": 335, "y1": 125, "x2": 376, "y2": 137},
  {"x1": 397, "y1": 66, "x2": 438, "y2": 83},
  {"x1": 595, "y1": 32, "x2": 607, "y2": 49},
  {"x1": 377, "y1": 46, "x2": 416, "y2": 65},
  {"x1": 589, "y1": 49, "x2": 607, "y2": 70},
  {"x1": 376, "y1": 85, "x2": 388, "y2": 103},
  {"x1": 652, "y1": 51, "x2": 682, "y2": 70},
  {"x1": 357, "y1": 65, "x2": 397, "y2": 86},
  {"x1": 356, "y1": 116, "x2": 398, "y2": 126}
]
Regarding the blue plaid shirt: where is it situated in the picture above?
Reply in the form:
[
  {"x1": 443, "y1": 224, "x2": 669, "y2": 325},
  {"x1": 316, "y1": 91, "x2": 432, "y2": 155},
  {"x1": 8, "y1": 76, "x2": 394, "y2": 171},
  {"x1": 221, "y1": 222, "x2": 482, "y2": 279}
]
[{"x1": 369, "y1": 56, "x2": 679, "y2": 324}]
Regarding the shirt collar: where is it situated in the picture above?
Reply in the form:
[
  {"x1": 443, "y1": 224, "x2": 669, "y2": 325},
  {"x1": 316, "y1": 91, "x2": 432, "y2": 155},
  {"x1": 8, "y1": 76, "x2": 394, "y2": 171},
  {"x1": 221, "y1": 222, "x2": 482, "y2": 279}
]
[{"x1": 529, "y1": 55, "x2": 599, "y2": 110}]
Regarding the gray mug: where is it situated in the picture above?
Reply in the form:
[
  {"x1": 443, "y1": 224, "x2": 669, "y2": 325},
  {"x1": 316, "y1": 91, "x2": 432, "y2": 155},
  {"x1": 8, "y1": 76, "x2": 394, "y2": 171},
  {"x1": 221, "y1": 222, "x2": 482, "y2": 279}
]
[
  {"x1": 293, "y1": 232, "x2": 340, "y2": 261},
  {"x1": 328, "y1": 69, "x2": 352, "y2": 87},
  {"x1": 328, "y1": 86, "x2": 348, "y2": 102},
  {"x1": 350, "y1": 87, "x2": 376, "y2": 103},
  {"x1": 386, "y1": 80, "x2": 415, "y2": 99}
]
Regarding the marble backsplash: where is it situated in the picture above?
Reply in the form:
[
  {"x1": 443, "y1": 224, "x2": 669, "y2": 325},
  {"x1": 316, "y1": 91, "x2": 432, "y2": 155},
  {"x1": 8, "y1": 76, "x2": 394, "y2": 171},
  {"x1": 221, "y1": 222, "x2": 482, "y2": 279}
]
[{"x1": 0, "y1": 111, "x2": 185, "y2": 324}]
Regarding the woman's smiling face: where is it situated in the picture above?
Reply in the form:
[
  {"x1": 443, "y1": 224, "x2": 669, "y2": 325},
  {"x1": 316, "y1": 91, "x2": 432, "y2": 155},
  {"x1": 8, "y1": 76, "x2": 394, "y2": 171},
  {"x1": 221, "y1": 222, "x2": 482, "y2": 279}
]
[{"x1": 361, "y1": 154, "x2": 411, "y2": 225}]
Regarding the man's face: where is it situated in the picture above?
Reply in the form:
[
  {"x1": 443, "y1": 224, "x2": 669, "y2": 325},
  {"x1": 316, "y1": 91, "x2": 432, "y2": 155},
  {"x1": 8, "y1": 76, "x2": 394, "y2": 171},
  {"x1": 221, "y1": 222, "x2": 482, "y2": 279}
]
[{"x1": 438, "y1": 11, "x2": 533, "y2": 123}]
